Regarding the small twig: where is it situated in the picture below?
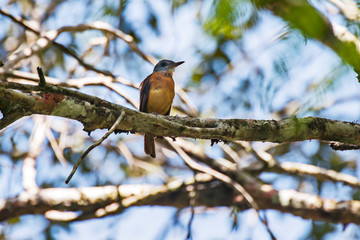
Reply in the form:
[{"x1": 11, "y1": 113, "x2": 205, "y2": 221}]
[
  {"x1": 54, "y1": 42, "x2": 116, "y2": 77},
  {"x1": 261, "y1": 211, "x2": 277, "y2": 240},
  {"x1": 270, "y1": 161, "x2": 360, "y2": 188},
  {"x1": 0, "y1": 9, "x2": 156, "y2": 68},
  {"x1": 186, "y1": 170, "x2": 198, "y2": 240},
  {"x1": 329, "y1": 141, "x2": 360, "y2": 151},
  {"x1": 46, "y1": 126, "x2": 67, "y2": 166},
  {"x1": 65, "y1": 111, "x2": 125, "y2": 184},
  {"x1": 37, "y1": 67, "x2": 46, "y2": 87}
]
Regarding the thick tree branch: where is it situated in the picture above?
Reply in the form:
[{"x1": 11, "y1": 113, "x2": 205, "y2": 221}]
[
  {"x1": 1, "y1": 82, "x2": 360, "y2": 145},
  {"x1": 1, "y1": 174, "x2": 360, "y2": 225}
]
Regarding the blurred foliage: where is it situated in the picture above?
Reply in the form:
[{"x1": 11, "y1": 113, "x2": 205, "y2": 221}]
[{"x1": 203, "y1": 0, "x2": 257, "y2": 39}]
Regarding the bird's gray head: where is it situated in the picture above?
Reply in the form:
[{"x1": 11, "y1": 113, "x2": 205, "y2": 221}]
[{"x1": 153, "y1": 59, "x2": 184, "y2": 72}]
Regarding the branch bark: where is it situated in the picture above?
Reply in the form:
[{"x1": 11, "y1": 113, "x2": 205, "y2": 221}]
[
  {"x1": 1, "y1": 82, "x2": 360, "y2": 145},
  {"x1": 1, "y1": 174, "x2": 360, "y2": 225}
]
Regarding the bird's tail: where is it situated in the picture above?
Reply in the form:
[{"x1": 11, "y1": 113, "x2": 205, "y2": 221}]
[{"x1": 144, "y1": 134, "x2": 156, "y2": 158}]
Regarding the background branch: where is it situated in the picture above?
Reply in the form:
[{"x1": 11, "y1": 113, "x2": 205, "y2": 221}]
[
  {"x1": 1, "y1": 1, "x2": 360, "y2": 238},
  {"x1": 1, "y1": 174, "x2": 360, "y2": 225}
]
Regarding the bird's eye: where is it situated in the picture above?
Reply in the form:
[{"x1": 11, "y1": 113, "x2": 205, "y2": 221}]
[{"x1": 160, "y1": 62, "x2": 166, "y2": 67}]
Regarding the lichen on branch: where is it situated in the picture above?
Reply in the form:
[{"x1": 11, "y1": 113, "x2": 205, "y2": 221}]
[{"x1": 1, "y1": 82, "x2": 360, "y2": 146}]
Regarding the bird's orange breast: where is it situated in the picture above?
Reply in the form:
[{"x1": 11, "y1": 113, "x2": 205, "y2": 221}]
[{"x1": 146, "y1": 72, "x2": 175, "y2": 115}]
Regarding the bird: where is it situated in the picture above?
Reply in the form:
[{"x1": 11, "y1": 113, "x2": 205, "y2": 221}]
[{"x1": 139, "y1": 59, "x2": 184, "y2": 158}]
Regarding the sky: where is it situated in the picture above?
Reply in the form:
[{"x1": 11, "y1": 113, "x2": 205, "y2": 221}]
[{"x1": 1, "y1": 0, "x2": 360, "y2": 239}]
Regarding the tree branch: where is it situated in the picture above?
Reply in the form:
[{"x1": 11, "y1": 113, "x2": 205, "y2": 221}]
[
  {"x1": 0, "y1": 9, "x2": 156, "y2": 70},
  {"x1": 1, "y1": 174, "x2": 360, "y2": 225},
  {"x1": 1, "y1": 82, "x2": 360, "y2": 146},
  {"x1": 268, "y1": 161, "x2": 360, "y2": 188}
]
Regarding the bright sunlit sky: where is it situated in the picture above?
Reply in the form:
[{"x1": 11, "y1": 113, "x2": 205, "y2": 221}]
[{"x1": 1, "y1": 0, "x2": 360, "y2": 239}]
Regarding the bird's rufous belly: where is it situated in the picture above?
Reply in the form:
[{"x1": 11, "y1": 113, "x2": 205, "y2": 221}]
[{"x1": 147, "y1": 87, "x2": 174, "y2": 114}]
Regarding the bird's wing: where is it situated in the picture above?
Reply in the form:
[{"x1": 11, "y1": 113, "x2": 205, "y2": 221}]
[{"x1": 139, "y1": 74, "x2": 152, "y2": 112}]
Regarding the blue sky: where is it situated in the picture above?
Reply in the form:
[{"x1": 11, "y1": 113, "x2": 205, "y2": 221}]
[{"x1": 1, "y1": 0, "x2": 360, "y2": 239}]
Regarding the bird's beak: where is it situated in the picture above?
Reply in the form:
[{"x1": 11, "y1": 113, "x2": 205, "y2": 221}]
[{"x1": 172, "y1": 61, "x2": 185, "y2": 68}]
